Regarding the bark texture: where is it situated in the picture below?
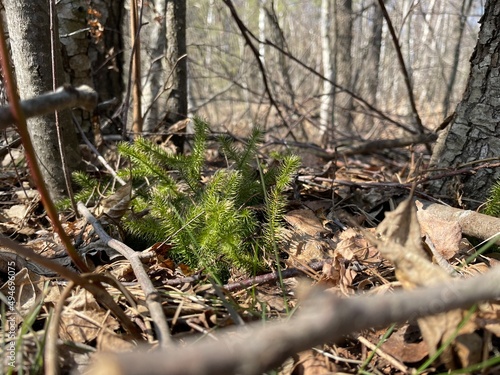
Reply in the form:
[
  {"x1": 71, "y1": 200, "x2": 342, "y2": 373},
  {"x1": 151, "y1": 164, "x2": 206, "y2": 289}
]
[
  {"x1": 164, "y1": 0, "x2": 187, "y2": 151},
  {"x1": 89, "y1": 0, "x2": 124, "y2": 103},
  {"x1": 333, "y1": 0, "x2": 353, "y2": 138},
  {"x1": 57, "y1": 0, "x2": 93, "y2": 132},
  {"x1": 141, "y1": 0, "x2": 167, "y2": 133},
  {"x1": 121, "y1": 0, "x2": 186, "y2": 136},
  {"x1": 362, "y1": 0, "x2": 383, "y2": 129},
  {"x1": 4, "y1": 0, "x2": 82, "y2": 200},
  {"x1": 429, "y1": 0, "x2": 500, "y2": 208},
  {"x1": 319, "y1": 0, "x2": 334, "y2": 140}
]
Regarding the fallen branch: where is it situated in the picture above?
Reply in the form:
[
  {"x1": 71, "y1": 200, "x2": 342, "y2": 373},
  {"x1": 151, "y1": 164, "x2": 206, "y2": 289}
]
[
  {"x1": 89, "y1": 264, "x2": 500, "y2": 375},
  {"x1": 416, "y1": 198, "x2": 500, "y2": 245},
  {"x1": 0, "y1": 234, "x2": 142, "y2": 339},
  {"x1": 223, "y1": 260, "x2": 326, "y2": 292},
  {"x1": 268, "y1": 133, "x2": 438, "y2": 159},
  {"x1": 77, "y1": 202, "x2": 173, "y2": 348},
  {"x1": 0, "y1": 84, "x2": 97, "y2": 129}
]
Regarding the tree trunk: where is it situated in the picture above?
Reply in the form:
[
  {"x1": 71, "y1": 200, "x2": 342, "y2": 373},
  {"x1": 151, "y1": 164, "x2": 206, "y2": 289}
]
[
  {"x1": 57, "y1": 0, "x2": 93, "y2": 133},
  {"x1": 319, "y1": 0, "x2": 334, "y2": 142},
  {"x1": 441, "y1": 0, "x2": 474, "y2": 117},
  {"x1": 429, "y1": 0, "x2": 500, "y2": 208},
  {"x1": 4, "y1": 0, "x2": 82, "y2": 200},
  {"x1": 164, "y1": 0, "x2": 187, "y2": 152},
  {"x1": 141, "y1": 0, "x2": 167, "y2": 133},
  {"x1": 362, "y1": 0, "x2": 383, "y2": 129},
  {"x1": 333, "y1": 0, "x2": 353, "y2": 138},
  {"x1": 258, "y1": 0, "x2": 266, "y2": 67},
  {"x1": 88, "y1": 0, "x2": 124, "y2": 103}
]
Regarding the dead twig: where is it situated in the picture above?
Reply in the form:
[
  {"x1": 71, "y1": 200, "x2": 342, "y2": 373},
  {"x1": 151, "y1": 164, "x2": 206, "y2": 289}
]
[
  {"x1": 0, "y1": 234, "x2": 143, "y2": 339},
  {"x1": 0, "y1": 85, "x2": 97, "y2": 129},
  {"x1": 89, "y1": 265, "x2": 500, "y2": 375},
  {"x1": 77, "y1": 202, "x2": 173, "y2": 348},
  {"x1": 416, "y1": 198, "x2": 500, "y2": 246},
  {"x1": 45, "y1": 280, "x2": 75, "y2": 375},
  {"x1": 262, "y1": 39, "x2": 417, "y2": 135},
  {"x1": 267, "y1": 133, "x2": 438, "y2": 159},
  {"x1": 376, "y1": 0, "x2": 427, "y2": 134},
  {"x1": 223, "y1": 260, "x2": 326, "y2": 292},
  {"x1": 221, "y1": 0, "x2": 296, "y2": 141}
]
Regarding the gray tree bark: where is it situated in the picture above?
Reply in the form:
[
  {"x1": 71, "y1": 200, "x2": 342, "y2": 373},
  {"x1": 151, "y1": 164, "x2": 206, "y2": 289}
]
[
  {"x1": 88, "y1": 0, "x2": 124, "y2": 103},
  {"x1": 362, "y1": 0, "x2": 383, "y2": 129},
  {"x1": 441, "y1": 0, "x2": 474, "y2": 117},
  {"x1": 333, "y1": 0, "x2": 353, "y2": 139},
  {"x1": 164, "y1": 0, "x2": 187, "y2": 152},
  {"x1": 141, "y1": 0, "x2": 167, "y2": 133},
  {"x1": 4, "y1": 0, "x2": 82, "y2": 200},
  {"x1": 429, "y1": 0, "x2": 500, "y2": 208},
  {"x1": 57, "y1": 0, "x2": 93, "y2": 133}
]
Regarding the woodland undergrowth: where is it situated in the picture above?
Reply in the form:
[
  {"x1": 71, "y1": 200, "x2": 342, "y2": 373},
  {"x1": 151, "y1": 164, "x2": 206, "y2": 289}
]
[{"x1": 64, "y1": 118, "x2": 300, "y2": 282}]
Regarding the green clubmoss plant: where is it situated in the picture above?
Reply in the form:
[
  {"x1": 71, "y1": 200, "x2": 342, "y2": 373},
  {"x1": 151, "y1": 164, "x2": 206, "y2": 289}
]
[
  {"x1": 484, "y1": 180, "x2": 500, "y2": 217},
  {"x1": 115, "y1": 118, "x2": 299, "y2": 282}
]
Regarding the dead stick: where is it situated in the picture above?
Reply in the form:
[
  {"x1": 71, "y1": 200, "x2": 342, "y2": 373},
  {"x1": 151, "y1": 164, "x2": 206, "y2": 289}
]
[
  {"x1": 0, "y1": 234, "x2": 142, "y2": 339},
  {"x1": 89, "y1": 264, "x2": 500, "y2": 375},
  {"x1": 77, "y1": 202, "x2": 173, "y2": 348},
  {"x1": 0, "y1": 85, "x2": 97, "y2": 129}
]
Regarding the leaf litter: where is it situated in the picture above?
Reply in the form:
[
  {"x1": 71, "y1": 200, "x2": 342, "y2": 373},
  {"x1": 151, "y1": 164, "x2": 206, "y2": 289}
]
[{"x1": 1, "y1": 141, "x2": 500, "y2": 374}]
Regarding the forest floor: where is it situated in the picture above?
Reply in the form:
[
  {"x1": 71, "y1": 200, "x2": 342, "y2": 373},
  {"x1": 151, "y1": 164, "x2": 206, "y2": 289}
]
[{"x1": 1, "y1": 129, "x2": 500, "y2": 375}]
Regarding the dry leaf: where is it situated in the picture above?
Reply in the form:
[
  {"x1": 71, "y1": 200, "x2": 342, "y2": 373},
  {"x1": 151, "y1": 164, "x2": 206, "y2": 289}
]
[
  {"x1": 283, "y1": 209, "x2": 327, "y2": 237},
  {"x1": 416, "y1": 200, "x2": 462, "y2": 260},
  {"x1": 0, "y1": 268, "x2": 45, "y2": 319},
  {"x1": 374, "y1": 198, "x2": 482, "y2": 369},
  {"x1": 381, "y1": 323, "x2": 428, "y2": 363},
  {"x1": 97, "y1": 331, "x2": 135, "y2": 353},
  {"x1": 291, "y1": 349, "x2": 332, "y2": 375},
  {"x1": 96, "y1": 181, "x2": 133, "y2": 221},
  {"x1": 57, "y1": 288, "x2": 120, "y2": 343}
]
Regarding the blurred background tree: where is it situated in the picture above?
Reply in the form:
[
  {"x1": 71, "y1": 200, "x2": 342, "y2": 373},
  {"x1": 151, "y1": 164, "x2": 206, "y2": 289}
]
[{"x1": 0, "y1": 0, "x2": 484, "y2": 201}]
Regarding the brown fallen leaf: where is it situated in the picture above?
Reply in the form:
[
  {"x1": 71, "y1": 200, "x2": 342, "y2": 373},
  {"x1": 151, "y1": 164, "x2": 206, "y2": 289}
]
[
  {"x1": 96, "y1": 181, "x2": 133, "y2": 222},
  {"x1": 0, "y1": 267, "x2": 45, "y2": 320},
  {"x1": 381, "y1": 323, "x2": 428, "y2": 364},
  {"x1": 49, "y1": 287, "x2": 120, "y2": 343},
  {"x1": 97, "y1": 331, "x2": 135, "y2": 353},
  {"x1": 372, "y1": 197, "x2": 482, "y2": 370},
  {"x1": 283, "y1": 209, "x2": 327, "y2": 237},
  {"x1": 416, "y1": 200, "x2": 462, "y2": 260},
  {"x1": 291, "y1": 349, "x2": 333, "y2": 375}
]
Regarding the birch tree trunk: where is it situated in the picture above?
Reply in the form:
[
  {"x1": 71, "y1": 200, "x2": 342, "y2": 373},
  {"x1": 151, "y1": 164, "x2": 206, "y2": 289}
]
[
  {"x1": 258, "y1": 0, "x2": 266, "y2": 67},
  {"x1": 429, "y1": 0, "x2": 500, "y2": 208},
  {"x1": 4, "y1": 0, "x2": 82, "y2": 200},
  {"x1": 319, "y1": 0, "x2": 334, "y2": 142}
]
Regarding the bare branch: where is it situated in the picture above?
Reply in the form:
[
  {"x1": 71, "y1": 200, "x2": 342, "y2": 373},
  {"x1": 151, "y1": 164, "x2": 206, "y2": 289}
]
[
  {"x1": 0, "y1": 84, "x2": 98, "y2": 129},
  {"x1": 262, "y1": 39, "x2": 419, "y2": 135},
  {"x1": 0, "y1": 234, "x2": 142, "y2": 339},
  {"x1": 376, "y1": 0, "x2": 427, "y2": 134},
  {"x1": 89, "y1": 266, "x2": 500, "y2": 375},
  {"x1": 77, "y1": 202, "x2": 173, "y2": 348},
  {"x1": 222, "y1": 0, "x2": 296, "y2": 140}
]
